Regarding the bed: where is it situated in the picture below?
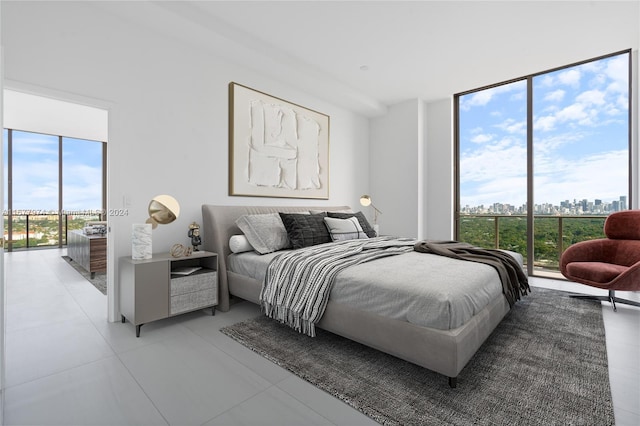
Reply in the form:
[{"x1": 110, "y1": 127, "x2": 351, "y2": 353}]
[{"x1": 201, "y1": 205, "x2": 518, "y2": 387}]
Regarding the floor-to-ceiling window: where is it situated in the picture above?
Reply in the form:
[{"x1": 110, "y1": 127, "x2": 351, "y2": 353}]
[
  {"x1": 456, "y1": 50, "x2": 631, "y2": 276},
  {"x1": 62, "y1": 136, "x2": 106, "y2": 243},
  {"x1": 3, "y1": 129, "x2": 105, "y2": 250}
]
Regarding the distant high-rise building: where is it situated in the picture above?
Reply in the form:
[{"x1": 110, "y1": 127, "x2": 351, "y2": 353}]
[{"x1": 620, "y1": 196, "x2": 627, "y2": 211}]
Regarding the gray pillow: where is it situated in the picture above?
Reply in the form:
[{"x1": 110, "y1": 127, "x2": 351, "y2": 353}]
[
  {"x1": 327, "y1": 211, "x2": 377, "y2": 238},
  {"x1": 235, "y1": 213, "x2": 290, "y2": 254},
  {"x1": 324, "y1": 216, "x2": 369, "y2": 241}
]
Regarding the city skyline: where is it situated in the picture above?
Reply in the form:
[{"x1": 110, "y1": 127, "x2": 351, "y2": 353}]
[{"x1": 461, "y1": 194, "x2": 628, "y2": 215}]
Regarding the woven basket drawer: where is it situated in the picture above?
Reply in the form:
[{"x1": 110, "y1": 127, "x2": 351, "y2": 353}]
[
  {"x1": 170, "y1": 272, "x2": 216, "y2": 296},
  {"x1": 170, "y1": 288, "x2": 217, "y2": 315}
]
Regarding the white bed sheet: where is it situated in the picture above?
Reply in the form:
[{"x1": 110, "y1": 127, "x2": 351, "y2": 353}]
[{"x1": 228, "y1": 247, "x2": 523, "y2": 330}]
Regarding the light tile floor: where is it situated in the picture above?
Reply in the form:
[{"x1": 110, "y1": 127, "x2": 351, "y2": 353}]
[{"x1": 3, "y1": 249, "x2": 639, "y2": 425}]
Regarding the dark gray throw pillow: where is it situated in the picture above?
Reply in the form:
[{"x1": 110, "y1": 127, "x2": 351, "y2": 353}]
[
  {"x1": 279, "y1": 212, "x2": 331, "y2": 249},
  {"x1": 327, "y1": 211, "x2": 376, "y2": 238}
]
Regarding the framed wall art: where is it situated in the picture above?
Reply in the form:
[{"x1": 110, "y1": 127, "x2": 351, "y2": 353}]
[{"x1": 229, "y1": 82, "x2": 330, "y2": 199}]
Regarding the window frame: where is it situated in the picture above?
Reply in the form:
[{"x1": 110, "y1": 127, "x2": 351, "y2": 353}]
[{"x1": 454, "y1": 49, "x2": 633, "y2": 275}]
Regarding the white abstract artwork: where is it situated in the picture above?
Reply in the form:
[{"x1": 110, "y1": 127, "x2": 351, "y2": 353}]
[{"x1": 229, "y1": 83, "x2": 329, "y2": 199}]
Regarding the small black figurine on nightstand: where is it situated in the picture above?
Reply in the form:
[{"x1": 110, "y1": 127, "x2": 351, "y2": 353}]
[{"x1": 188, "y1": 222, "x2": 201, "y2": 251}]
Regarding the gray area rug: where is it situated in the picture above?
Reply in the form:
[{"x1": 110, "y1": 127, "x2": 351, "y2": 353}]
[
  {"x1": 62, "y1": 255, "x2": 107, "y2": 295},
  {"x1": 221, "y1": 288, "x2": 613, "y2": 425}
]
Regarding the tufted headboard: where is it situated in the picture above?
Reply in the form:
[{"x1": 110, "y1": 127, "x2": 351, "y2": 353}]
[{"x1": 201, "y1": 205, "x2": 351, "y2": 311}]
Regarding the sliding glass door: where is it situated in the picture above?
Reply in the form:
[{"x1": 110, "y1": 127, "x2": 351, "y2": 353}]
[{"x1": 457, "y1": 50, "x2": 631, "y2": 276}]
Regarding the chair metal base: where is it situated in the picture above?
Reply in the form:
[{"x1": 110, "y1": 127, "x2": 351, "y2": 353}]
[{"x1": 570, "y1": 290, "x2": 640, "y2": 312}]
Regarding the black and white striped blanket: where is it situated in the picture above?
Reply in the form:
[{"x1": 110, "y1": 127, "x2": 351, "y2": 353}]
[{"x1": 260, "y1": 236, "x2": 415, "y2": 336}]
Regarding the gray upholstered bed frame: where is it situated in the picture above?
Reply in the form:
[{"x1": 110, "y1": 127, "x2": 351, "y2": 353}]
[{"x1": 201, "y1": 205, "x2": 511, "y2": 387}]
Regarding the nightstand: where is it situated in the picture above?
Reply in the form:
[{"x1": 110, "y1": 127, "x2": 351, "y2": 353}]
[{"x1": 119, "y1": 251, "x2": 218, "y2": 337}]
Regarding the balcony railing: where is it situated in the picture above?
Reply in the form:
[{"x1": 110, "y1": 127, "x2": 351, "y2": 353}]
[
  {"x1": 3, "y1": 213, "x2": 102, "y2": 251},
  {"x1": 458, "y1": 214, "x2": 607, "y2": 274}
]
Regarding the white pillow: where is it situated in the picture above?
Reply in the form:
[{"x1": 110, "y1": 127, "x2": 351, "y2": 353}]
[
  {"x1": 235, "y1": 213, "x2": 290, "y2": 254},
  {"x1": 229, "y1": 235, "x2": 254, "y2": 253},
  {"x1": 323, "y1": 216, "x2": 369, "y2": 242}
]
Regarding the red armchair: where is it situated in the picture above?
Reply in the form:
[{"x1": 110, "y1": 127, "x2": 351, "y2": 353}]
[{"x1": 560, "y1": 210, "x2": 640, "y2": 311}]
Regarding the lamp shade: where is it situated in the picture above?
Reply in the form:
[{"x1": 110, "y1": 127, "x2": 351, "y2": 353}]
[
  {"x1": 360, "y1": 195, "x2": 372, "y2": 207},
  {"x1": 147, "y1": 195, "x2": 180, "y2": 229},
  {"x1": 359, "y1": 194, "x2": 381, "y2": 231}
]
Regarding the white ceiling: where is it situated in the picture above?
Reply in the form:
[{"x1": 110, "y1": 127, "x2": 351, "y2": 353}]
[{"x1": 97, "y1": 1, "x2": 639, "y2": 117}]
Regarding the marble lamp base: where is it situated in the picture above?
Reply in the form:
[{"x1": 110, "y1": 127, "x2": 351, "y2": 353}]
[{"x1": 132, "y1": 223, "x2": 152, "y2": 260}]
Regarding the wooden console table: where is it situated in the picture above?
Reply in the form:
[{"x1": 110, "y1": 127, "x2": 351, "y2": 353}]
[{"x1": 67, "y1": 229, "x2": 107, "y2": 278}]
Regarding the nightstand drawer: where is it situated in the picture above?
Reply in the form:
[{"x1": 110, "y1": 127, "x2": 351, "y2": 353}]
[
  {"x1": 170, "y1": 288, "x2": 217, "y2": 315},
  {"x1": 170, "y1": 271, "x2": 217, "y2": 296}
]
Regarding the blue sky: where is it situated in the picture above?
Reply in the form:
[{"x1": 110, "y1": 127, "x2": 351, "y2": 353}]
[
  {"x1": 459, "y1": 52, "x2": 629, "y2": 209},
  {"x1": 3, "y1": 129, "x2": 103, "y2": 212}
]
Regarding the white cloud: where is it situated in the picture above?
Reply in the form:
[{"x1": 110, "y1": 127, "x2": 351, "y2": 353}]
[
  {"x1": 544, "y1": 89, "x2": 565, "y2": 102},
  {"x1": 461, "y1": 176, "x2": 528, "y2": 208},
  {"x1": 460, "y1": 139, "x2": 526, "y2": 184},
  {"x1": 556, "y1": 103, "x2": 589, "y2": 122},
  {"x1": 495, "y1": 118, "x2": 526, "y2": 134},
  {"x1": 605, "y1": 55, "x2": 629, "y2": 89},
  {"x1": 462, "y1": 149, "x2": 627, "y2": 207},
  {"x1": 534, "y1": 131, "x2": 587, "y2": 156},
  {"x1": 615, "y1": 93, "x2": 628, "y2": 111},
  {"x1": 533, "y1": 150, "x2": 627, "y2": 204},
  {"x1": 459, "y1": 80, "x2": 526, "y2": 111},
  {"x1": 579, "y1": 60, "x2": 602, "y2": 75},
  {"x1": 538, "y1": 75, "x2": 554, "y2": 88},
  {"x1": 471, "y1": 133, "x2": 494, "y2": 143},
  {"x1": 11, "y1": 160, "x2": 59, "y2": 210},
  {"x1": 9, "y1": 159, "x2": 102, "y2": 211},
  {"x1": 576, "y1": 90, "x2": 605, "y2": 106},
  {"x1": 63, "y1": 164, "x2": 102, "y2": 209},
  {"x1": 466, "y1": 90, "x2": 494, "y2": 108},
  {"x1": 557, "y1": 69, "x2": 581, "y2": 87},
  {"x1": 12, "y1": 139, "x2": 58, "y2": 156},
  {"x1": 534, "y1": 115, "x2": 557, "y2": 132}
]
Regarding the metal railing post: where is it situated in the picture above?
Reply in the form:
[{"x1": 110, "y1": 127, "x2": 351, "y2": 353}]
[{"x1": 558, "y1": 217, "x2": 564, "y2": 268}]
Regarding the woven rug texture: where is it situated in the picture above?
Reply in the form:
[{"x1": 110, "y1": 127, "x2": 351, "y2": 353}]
[
  {"x1": 221, "y1": 287, "x2": 613, "y2": 426},
  {"x1": 62, "y1": 255, "x2": 107, "y2": 295}
]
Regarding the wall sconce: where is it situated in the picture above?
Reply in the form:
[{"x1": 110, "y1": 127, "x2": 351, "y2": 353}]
[
  {"x1": 147, "y1": 194, "x2": 181, "y2": 229},
  {"x1": 360, "y1": 194, "x2": 381, "y2": 236},
  {"x1": 132, "y1": 195, "x2": 180, "y2": 260}
]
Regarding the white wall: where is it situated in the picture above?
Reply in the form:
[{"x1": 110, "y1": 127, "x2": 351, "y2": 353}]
[
  {"x1": 1, "y1": 1, "x2": 370, "y2": 320},
  {"x1": 370, "y1": 99, "x2": 423, "y2": 238},
  {"x1": 3, "y1": 89, "x2": 108, "y2": 142},
  {"x1": 370, "y1": 98, "x2": 453, "y2": 241},
  {"x1": 425, "y1": 99, "x2": 453, "y2": 240}
]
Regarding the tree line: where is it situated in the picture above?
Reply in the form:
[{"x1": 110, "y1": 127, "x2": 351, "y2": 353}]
[{"x1": 459, "y1": 216, "x2": 606, "y2": 270}]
